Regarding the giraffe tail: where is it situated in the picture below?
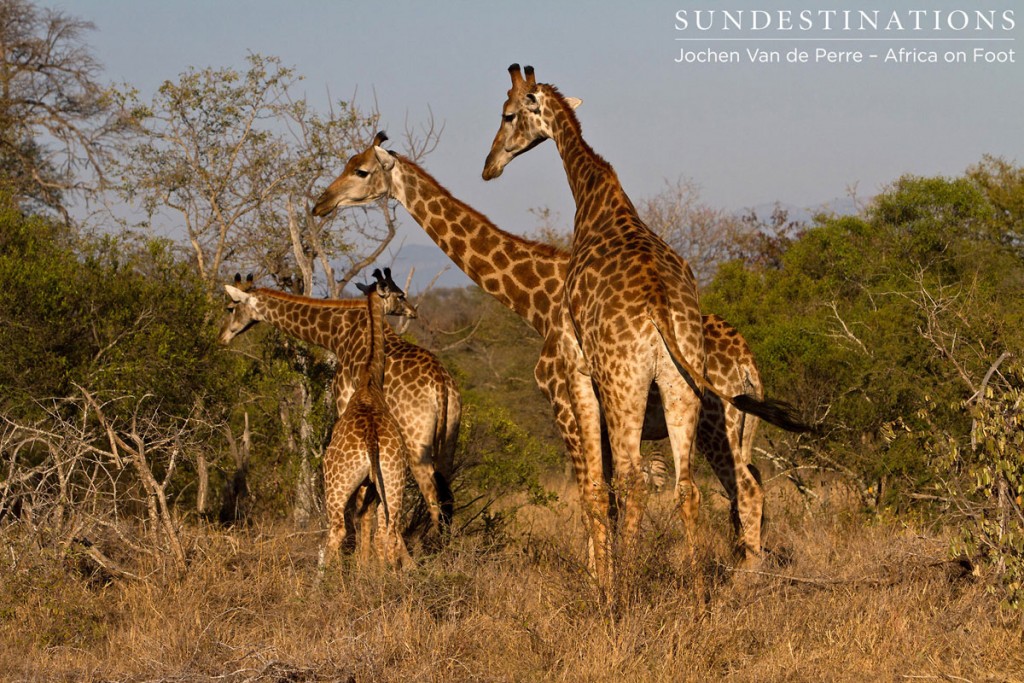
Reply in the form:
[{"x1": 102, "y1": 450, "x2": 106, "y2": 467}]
[
  {"x1": 432, "y1": 377, "x2": 449, "y2": 477},
  {"x1": 648, "y1": 301, "x2": 813, "y2": 434},
  {"x1": 366, "y1": 422, "x2": 391, "y2": 526},
  {"x1": 432, "y1": 378, "x2": 455, "y2": 530}
]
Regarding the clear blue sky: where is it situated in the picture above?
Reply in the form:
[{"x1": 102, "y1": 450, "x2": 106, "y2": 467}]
[{"x1": 57, "y1": 0, "x2": 1024, "y2": 272}]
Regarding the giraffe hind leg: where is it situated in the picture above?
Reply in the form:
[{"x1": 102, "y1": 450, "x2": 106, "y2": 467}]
[
  {"x1": 376, "y1": 425, "x2": 412, "y2": 568},
  {"x1": 407, "y1": 441, "x2": 443, "y2": 541},
  {"x1": 321, "y1": 446, "x2": 371, "y2": 570},
  {"x1": 655, "y1": 371, "x2": 704, "y2": 554}
]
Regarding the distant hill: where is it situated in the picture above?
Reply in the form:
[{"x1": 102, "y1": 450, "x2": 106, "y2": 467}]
[
  {"x1": 388, "y1": 242, "x2": 472, "y2": 293},
  {"x1": 747, "y1": 196, "x2": 864, "y2": 226}
]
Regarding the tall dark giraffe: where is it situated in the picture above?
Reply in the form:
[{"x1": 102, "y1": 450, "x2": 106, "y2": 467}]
[{"x1": 481, "y1": 64, "x2": 807, "y2": 587}]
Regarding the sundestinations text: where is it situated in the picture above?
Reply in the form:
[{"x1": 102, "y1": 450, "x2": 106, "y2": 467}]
[{"x1": 674, "y1": 9, "x2": 1015, "y2": 32}]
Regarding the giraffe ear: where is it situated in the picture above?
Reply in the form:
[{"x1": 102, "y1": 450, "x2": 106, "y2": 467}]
[
  {"x1": 373, "y1": 145, "x2": 395, "y2": 171},
  {"x1": 355, "y1": 281, "x2": 373, "y2": 295},
  {"x1": 224, "y1": 284, "x2": 249, "y2": 303},
  {"x1": 565, "y1": 97, "x2": 582, "y2": 110}
]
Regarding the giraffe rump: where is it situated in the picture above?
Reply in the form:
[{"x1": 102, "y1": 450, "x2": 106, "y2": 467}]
[{"x1": 649, "y1": 302, "x2": 812, "y2": 434}]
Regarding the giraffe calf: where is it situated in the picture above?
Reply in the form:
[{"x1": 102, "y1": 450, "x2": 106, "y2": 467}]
[{"x1": 321, "y1": 269, "x2": 414, "y2": 569}]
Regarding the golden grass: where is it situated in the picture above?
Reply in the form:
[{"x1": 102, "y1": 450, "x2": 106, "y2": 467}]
[{"x1": 2, "y1": 478, "x2": 1022, "y2": 683}]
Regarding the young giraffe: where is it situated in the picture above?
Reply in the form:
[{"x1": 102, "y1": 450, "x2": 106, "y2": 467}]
[
  {"x1": 312, "y1": 134, "x2": 779, "y2": 566},
  {"x1": 321, "y1": 268, "x2": 414, "y2": 566},
  {"x1": 219, "y1": 274, "x2": 460, "y2": 541},
  {"x1": 481, "y1": 64, "x2": 808, "y2": 587}
]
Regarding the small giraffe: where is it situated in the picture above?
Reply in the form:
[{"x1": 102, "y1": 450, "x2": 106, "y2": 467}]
[
  {"x1": 312, "y1": 133, "x2": 787, "y2": 566},
  {"x1": 481, "y1": 64, "x2": 808, "y2": 586},
  {"x1": 321, "y1": 268, "x2": 413, "y2": 566},
  {"x1": 220, "y1": 274, "x2": 460, "y2": 541}
]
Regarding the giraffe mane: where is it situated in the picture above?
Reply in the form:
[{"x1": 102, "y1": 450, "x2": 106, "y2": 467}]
[
  {"x1": 537, "y1": 83, "x2": 614, "y2": 177},
  {"x1": 393, "y1": 152, "x2": 567, "y2": 260},
  {"x1": 251, "y1": 288, "x2": 366, "y2": 309}
]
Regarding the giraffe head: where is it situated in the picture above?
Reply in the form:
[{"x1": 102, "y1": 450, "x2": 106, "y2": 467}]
[
  {"x1": 311, "y1": 131, "x2": 395, "y2": 217},
  {"x1": 355, "y1": 267, "x2": 417, "y2": 318},
  {"x1": 219, "y1": 273, "x2": 262, "y2": 345},
  {"x1": 482, "y1": 64, "x2": 581, "y2": 181}
]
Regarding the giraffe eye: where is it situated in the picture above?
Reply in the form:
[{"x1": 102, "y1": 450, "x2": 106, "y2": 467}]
[
  {"x1": 354, "y1": 169, "x2": 370, "y2": 178},
  {"x1": 503, "y1": 113, "x2": 515, "y2": 123}
]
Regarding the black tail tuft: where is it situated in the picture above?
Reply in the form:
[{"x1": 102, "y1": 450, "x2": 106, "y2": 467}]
[{"x1": 732, "y1": 394, "x2": 814, "y2": 434}]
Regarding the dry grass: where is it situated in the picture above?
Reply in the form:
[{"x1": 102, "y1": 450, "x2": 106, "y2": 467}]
[{"x1": 1, "y1": 477, "x2": 1022, "y2": 683}]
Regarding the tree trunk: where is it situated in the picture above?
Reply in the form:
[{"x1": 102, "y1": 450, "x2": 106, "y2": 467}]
[{"x1": 196, "y1": 451, "x2": 210, "y2": 517}]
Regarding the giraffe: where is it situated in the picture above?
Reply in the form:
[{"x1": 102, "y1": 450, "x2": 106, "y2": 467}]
[
  {"x1": 311, "y1": 134, "x2": 789, "y2": 567},
  {"x1": 219, "y1": 274, "x2": 460, "y2": 542},
  {"x1": 480, "y1": 64, "x2": 808, "y2": 586},
  {"x1": 319, "y1": 268, "x2": 414, "y2": 566}
]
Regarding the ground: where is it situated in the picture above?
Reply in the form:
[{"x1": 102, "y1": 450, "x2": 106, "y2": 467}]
[{"x1": 1, "y1": 470, "x2": 1021, "y2": 682}]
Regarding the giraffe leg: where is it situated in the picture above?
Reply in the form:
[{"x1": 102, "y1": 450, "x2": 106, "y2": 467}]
[
  {"x1": 353, "y1": 484, "x2": 377, "y2": 565},
  {"x1": 722, "y1": 401, "x2": 765, "y2": 567},
  {"x1": 438, "y1": 389, "x2": 462, "y2": 532},
  {"x1": 600, "y1": 376, "x2": 651, "y2": 569},
  {"x1": 738, "y1": 403, "x2": 766, "y2": 567},
  {"x1": 321, "y1": 435, "x2": 371, "y2": 570},
  {"x1": 655, "y1": 371, "x2": 704, "y2": 556},
  {"x1": 735, "y1": 463, "x2": 765, "y2": 568},
  {"x1": 407, "y1": 441, "x2": 443, "y2": 540},
  {"x1": 565, "y1": 365, "x2": 613, "y2": 593},
  {"x1": 556, "y1": 384, "x2": 607, "y2": 581},
  {"x1": 698, "y1": 398, "x2": 761, "y2": 565},
  {"x1": 375, "y1": 424, "x2": 412, "y2": 569}
]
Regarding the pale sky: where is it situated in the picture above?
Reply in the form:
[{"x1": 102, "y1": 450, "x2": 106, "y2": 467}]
[{"x1": 55, "y1": 0, "x2": 1024, "y2": 287}]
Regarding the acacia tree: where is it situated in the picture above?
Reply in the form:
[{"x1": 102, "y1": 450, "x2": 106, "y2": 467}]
[
  {"x1": 0, "y1": 0, "x2": 135, "y2": 221},
  {"x1": 116, "y1": 53, "x2": 439, "y2": 299}
]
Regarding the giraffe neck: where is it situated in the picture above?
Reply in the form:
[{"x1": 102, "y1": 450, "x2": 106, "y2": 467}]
[
  {"x1": 361, "y1": 292, "x2": 386, "y2": 392},
  {"x1": 389, "y1": 155, "x2": 566, "y2": 337},
  {"x1": 541, "y1": 84, "x2": 636, "y2": 233},
  {"x1": 253, "y1": 288, "x2": 365, "y2": 354}
]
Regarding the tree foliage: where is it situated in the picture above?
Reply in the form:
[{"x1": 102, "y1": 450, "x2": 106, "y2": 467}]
[
  {"x1": 949, "y1": 360, "x2": 1024, "y2": 609},
  {"x1": 115, "y1": 53, "x2": 440, "y2": 299},
  {"x1": 0, "y1": 0, "x2": 134, "y2": 219},
  {"x1": 705, "y1": 165, "x2": 1024, "y2": 571}
]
